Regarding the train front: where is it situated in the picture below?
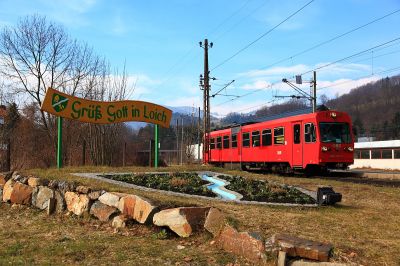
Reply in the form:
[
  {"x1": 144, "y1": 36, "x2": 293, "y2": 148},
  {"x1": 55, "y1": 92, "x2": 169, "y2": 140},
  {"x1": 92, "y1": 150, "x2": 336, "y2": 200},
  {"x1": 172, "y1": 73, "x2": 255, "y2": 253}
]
[{"x1": 316, "y1": 110, "x2": 354, "y2": 170}]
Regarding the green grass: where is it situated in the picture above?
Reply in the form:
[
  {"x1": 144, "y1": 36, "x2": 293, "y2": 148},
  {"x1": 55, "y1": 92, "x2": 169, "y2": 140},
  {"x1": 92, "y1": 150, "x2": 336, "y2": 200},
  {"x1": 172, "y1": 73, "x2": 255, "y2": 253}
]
[{"x1": 6, "y1": 165, "x2": 399, "y2": 265}]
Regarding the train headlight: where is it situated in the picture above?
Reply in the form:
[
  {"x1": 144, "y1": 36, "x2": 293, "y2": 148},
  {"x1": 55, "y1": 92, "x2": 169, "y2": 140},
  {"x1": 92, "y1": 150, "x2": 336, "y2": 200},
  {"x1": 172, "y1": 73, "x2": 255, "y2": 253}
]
[
  {"x1": 321, "y1": 146, "x2": 329, "y2": 152},
  {"x1": 347, "y1": 147, "x2": 353, "y2": 152},
  {"x1": 330, "y1": 112, "x2": 337, "y2": 118}
]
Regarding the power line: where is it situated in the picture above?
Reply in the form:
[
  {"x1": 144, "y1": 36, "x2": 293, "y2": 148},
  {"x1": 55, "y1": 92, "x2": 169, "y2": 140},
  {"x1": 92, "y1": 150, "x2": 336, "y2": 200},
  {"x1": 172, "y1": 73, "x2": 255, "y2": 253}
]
[
  {"x1": 207, "y1": 0, "x2": 254, "y2": 39},
  {"x1": 151, "y1": 1, "x2": 258, "y2": 92},
  {"x1": 253, "y1": 8, "x2": 400, "y2": 72},
  {"x1": 211, "y1": 0, "x2": 315, "y2": 72},
  {"x1": 214, "y1": 79, "x2": 282, "y2": 107},
  {"x1": 299, "y1": 36, "x2": 400, "y2": 76},
  {"x1": 213, "y1": 0, "x2": 271, "y2": 42},
  {"x1": 215, "y1": 42, "x2": 400, "y2": 107},
  {"x1": 317, "y1": 65, "x2": 400, "y2": 91}
]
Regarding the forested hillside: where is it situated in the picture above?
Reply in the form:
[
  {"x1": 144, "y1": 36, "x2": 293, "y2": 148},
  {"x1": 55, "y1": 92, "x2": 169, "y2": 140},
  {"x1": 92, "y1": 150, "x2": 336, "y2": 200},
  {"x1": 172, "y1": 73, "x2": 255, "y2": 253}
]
[
  {"x1": 216, "y1": 75, "x2": 400, "y2": 141},
  {"x1": 326, "y1": 75, "x2": 400, "y2": 140}
]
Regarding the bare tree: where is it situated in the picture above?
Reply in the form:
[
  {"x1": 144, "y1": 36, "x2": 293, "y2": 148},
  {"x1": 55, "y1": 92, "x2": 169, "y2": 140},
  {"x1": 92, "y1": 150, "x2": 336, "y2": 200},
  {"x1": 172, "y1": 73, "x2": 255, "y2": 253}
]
[{"x1": 0, "y1": 15, "x2": 95, "y2": 136}]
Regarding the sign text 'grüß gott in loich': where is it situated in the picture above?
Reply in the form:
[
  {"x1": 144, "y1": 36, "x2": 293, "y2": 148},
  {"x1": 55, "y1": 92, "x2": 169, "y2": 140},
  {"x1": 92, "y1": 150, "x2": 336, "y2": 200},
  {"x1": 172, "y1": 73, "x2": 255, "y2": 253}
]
[{"x1": 41, "y1": 88, "x2": 172, "y2": 127}]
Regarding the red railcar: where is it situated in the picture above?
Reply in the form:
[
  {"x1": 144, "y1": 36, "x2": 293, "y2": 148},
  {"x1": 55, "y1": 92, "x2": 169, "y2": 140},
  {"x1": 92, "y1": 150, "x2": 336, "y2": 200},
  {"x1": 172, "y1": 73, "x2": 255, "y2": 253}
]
[{"x1": 206, "y1": 110, "x2": 354, "y2": 174}]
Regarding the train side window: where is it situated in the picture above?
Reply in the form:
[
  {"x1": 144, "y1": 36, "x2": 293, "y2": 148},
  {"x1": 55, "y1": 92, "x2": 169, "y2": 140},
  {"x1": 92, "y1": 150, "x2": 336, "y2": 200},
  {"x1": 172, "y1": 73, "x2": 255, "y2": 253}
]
[
  {"x1": 293, "y1": 124, "x2": 301, "y2": 144},
  {"x1": 223, "y1": 135, "x2": 230, "y2": 149},
  {"x1": 231, "y1": 134, "x2": 238, "y2": 148},
  {"x1": 305, "y1": 123, "x2": 316, "y2": 143},
  {"x1": 210, "y1": 138, "x2": 215, "y2": 149},
  {"x1": 394, "y1": 149, "x2": 400, "y2": 159},
  {"x1": 262, "y1": 129, "x2": 272, "y2": 146},
  {"x1": 252, "y1": 131, "x2": 260, "y2": 147},
  {"x1": 242, "y1": 132, "x2": 250, "y2": 147},
  {"x1": 274, "y1": 127, "x2": 285, "y2": 145},
  {"x1": 216, "y1": 137, "x2": 222, "y2": 149}
]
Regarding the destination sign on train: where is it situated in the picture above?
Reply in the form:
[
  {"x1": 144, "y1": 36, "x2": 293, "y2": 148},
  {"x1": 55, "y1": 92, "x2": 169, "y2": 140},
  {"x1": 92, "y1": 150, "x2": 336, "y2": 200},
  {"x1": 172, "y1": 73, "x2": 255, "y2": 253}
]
[{"x1": 41, "y1": 87, "x2": 172, "y2": 127}]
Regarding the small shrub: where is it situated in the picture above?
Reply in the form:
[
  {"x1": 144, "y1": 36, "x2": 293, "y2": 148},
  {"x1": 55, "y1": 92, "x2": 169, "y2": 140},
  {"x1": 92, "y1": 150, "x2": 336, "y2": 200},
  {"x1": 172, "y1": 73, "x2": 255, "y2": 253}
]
[{"x1": 152, "y1": 229, "x2": 169, "y2": 240}]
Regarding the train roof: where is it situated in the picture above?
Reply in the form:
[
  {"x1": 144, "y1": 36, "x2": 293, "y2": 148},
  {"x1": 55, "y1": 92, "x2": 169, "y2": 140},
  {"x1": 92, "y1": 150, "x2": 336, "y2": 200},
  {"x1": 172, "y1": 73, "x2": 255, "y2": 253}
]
[{"x1": 211, "y1": 107, "x2": 350, "y2": 133}]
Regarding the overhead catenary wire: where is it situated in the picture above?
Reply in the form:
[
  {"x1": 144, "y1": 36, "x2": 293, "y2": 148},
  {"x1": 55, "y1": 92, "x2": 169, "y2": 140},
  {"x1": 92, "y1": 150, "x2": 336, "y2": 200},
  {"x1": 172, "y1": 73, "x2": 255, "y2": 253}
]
[
  {"x1": 299, "y1": 36, "x2": 400, "y2": 76},
  {"x1": 215, "y1": 40, "x2": 400, "y2": 108},
  {"x1": 212, "y1": 0, "x2": 271, "y2": 42},
  {"x1": 317, "y1": 65, "x2": 400, "y2": 91},
  {"x1": 211, "y1": 0, "x2": 316, "y2": 72},
  {"x1": 150, "y1": 1, "x2": 260, "y2": 94},
  {"x1": 232, "y1": 65, "x2": 400, "y2": 114},
  {"x1": 253, "y1": 8, "x2": 400, "y2": 72}
]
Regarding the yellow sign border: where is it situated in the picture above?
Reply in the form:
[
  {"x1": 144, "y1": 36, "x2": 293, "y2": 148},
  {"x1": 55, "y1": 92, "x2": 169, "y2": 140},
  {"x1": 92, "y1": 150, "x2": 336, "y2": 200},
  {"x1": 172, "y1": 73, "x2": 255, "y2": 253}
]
[{"x1": 41, "y1": 87, "x2": 172, "y2": 127}]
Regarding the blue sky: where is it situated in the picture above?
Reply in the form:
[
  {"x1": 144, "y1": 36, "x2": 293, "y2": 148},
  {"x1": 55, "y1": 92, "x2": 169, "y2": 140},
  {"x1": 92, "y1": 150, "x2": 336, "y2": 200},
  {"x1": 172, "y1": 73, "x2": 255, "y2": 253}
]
[{"x1": 1, "y1": 0, "x2": 400, "y2": 115}]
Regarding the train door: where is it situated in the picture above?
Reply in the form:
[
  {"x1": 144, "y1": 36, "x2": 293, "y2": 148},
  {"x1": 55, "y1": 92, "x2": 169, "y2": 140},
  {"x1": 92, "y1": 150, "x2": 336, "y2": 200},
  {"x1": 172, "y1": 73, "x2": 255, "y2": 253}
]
[
  {"x1": 231, "y1": 126, "x2": 241, "y2": 163},
  {"x1": 292, "y1": 123, "x2": 303, "y2": 167}
]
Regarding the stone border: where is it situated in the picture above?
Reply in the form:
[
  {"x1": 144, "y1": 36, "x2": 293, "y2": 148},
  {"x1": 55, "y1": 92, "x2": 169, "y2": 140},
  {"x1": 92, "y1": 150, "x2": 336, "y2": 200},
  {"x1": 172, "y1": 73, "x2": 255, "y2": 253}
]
[{"x1": 74, "y1": 172, "x2": 318, "y2": 207}]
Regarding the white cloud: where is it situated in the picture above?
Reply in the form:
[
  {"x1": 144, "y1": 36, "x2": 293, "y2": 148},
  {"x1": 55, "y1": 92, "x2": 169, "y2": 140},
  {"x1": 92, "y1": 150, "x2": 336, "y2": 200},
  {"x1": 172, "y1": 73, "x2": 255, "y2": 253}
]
[
  {"x1": 317, "y1": 76, "x2": 380, "y2": 97},
  {"x1": 241, "y1": 80, "x2": 271, "y2": 90},
  {"x1": 168, "y1": 96, "x2": 202, "y2": 108},
  {"x1": 239, "y1": 64, "x2": 308, "y2": 78},
  {"x1": 212, "y1": 99, "x2": 270, "y2": 116}
]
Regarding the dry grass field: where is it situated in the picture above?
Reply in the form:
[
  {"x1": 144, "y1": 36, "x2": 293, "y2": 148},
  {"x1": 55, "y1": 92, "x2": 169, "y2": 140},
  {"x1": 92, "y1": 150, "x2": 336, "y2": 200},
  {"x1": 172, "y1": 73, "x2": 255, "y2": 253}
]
[{"x1": 1, "y1": 165, "x2": 399, "y2": 265}]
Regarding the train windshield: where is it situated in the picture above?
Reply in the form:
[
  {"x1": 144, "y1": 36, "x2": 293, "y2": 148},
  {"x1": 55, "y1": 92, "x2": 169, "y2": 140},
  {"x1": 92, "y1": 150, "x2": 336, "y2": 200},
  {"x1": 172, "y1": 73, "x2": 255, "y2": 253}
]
[{"x1": 319, "y1": 122, "x2": 351, "y2": 144}]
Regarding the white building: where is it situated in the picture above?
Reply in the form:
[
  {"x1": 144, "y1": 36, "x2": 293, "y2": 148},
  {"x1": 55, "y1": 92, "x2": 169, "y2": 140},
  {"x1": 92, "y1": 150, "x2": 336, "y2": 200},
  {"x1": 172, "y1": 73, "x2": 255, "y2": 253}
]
[{"x1": 351, "y1": 140, "x2": 400, "y2": 170}]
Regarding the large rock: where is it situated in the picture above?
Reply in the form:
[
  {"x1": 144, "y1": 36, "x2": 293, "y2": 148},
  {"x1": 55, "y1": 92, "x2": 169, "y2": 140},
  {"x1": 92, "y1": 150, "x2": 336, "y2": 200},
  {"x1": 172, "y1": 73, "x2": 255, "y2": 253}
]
[
  {"x1": 48, "y1": 180, "x2": 59, "y2": 189},
  {"x1": 0, "y1": 172, "x2": 12, "y2": 189},
  {"x1": 118, "y1": 195, "x2": 136, "y2": 216},
  {"x1": 10, "y1": 182, "x2": 33, "y2": 205},
  {"x1": 58, "y1": 181, "x2": 77, "y2": 194},
  {"x1": 134, "y1": 195, "x2": 158, "y2": 223},
  {"x1": 64, "y1": 191, "x2": 90, "y2": 216},
  {"x1": 217, "y1": 225, "x2": 266, "y2": 263},
  {"x1": 88, "y1": 190, "x2": 103, "y2": 200},
  {"x1": 2, "y1": 179, "x2": 15, "y2": 202},
  {"x1": 153, "y1": 207, "x2": 210, "y2": 237},
  {"x1": 112, "y1": 214, "x2": 128, "y2": 229},
  {"x1": 118, "y1": 195, "x2": 158, "y2": 224},
  {"x1": 90, "y1": 201, "x2": 119, "y2": 222},
  {"x1": 27, "y1": 177, "x2": 48, "y2": 188},
  {"x1": 268, "y1": 234, "x2": 333, "y2": 262},
  {"x1": 76, "y1": 185, "x2": 91, "y2": 194},
  {"x1": 54, "y1": 190, "x2": 66, "y2": 213},
  {"x1": 11, "y1": 172, "x2": 29, "y2": 184},
  {"x1": 204, "y1": 207, "x2": 226, "y2": 237},
  {"x1": 99, "y1": 192, "x2": 125, "y2": 208},
  {"x1": 32, "y1": 186, "x2": 54, "y2": 210}
]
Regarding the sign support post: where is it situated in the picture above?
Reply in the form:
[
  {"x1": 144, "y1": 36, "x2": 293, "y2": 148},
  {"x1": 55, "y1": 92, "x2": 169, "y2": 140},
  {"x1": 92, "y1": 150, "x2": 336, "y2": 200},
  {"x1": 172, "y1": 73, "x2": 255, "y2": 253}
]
[
  {"x1": 57, "y1": 116, "x2": 63, "y2": 169},
  {"x1": 154, "y1": 124, "x2": 159, "y2": 168}
]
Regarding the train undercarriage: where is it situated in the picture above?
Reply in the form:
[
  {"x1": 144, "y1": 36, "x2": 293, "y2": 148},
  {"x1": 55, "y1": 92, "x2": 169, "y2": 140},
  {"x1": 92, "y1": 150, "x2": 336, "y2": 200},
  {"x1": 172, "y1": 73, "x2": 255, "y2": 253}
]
[{"x1": 211, "y1": 161, "x2": 350, "y2": 176}]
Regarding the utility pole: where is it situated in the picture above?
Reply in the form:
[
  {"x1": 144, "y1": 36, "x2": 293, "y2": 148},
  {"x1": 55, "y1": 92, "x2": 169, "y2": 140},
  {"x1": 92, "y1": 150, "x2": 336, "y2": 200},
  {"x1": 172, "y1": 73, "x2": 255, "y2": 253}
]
[
  {"x1": 312, "y1": 71, "x2": 317, "y2": 113},
  {"x1": 176, "y1": 118, "x2": 179, "y2": 164},
  {"x1": 180, "y1": 117, "x2": 184, "y2": 165},
  {"x1": 281, "y1": 71, "x2": 317, "y2": 113},
  {"x1": 199, "y1": 39, "x2": 213, "y2": 164},
  {"x1": 197, "y1": 106, "x2": 201, "y2": 162}
]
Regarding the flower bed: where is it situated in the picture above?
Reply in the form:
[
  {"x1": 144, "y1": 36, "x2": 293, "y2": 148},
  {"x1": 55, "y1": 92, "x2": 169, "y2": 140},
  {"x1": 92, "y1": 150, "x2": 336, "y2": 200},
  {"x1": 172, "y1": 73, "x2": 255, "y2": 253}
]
[
  {"x1": 101, "y1": 172, "x2": 315, "y2": 205},
  {"x1": 102, "y1": 172, "x2": 215, "y2": 197},
  {"x1": 218, "y1": 175, "x2": 315, "y2": 204}
]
